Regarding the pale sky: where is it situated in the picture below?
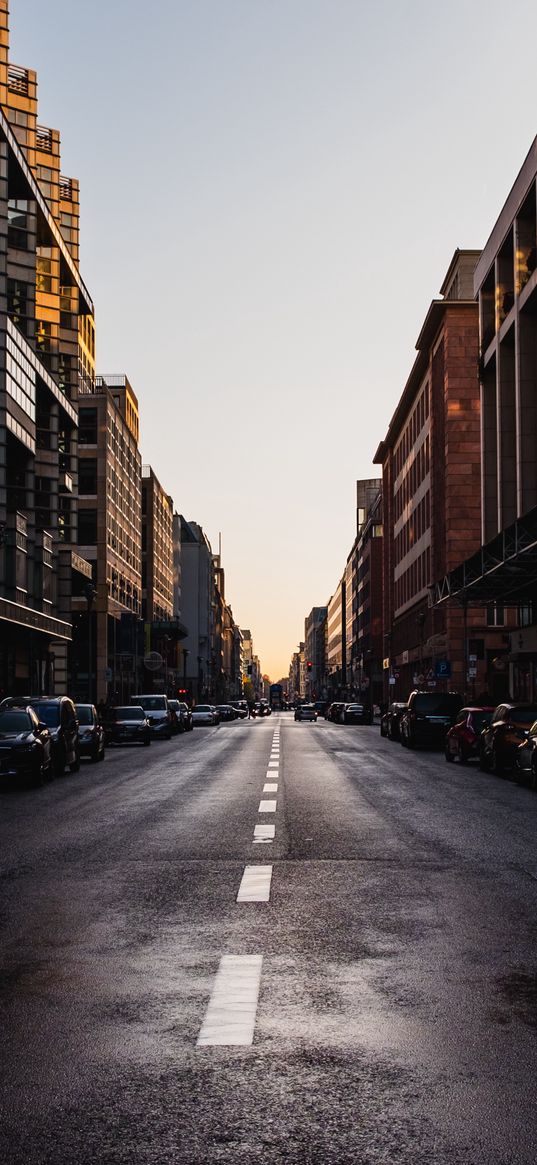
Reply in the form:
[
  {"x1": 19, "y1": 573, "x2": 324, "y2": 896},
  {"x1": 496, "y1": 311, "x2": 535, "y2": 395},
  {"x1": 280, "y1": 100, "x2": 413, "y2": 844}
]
[{"x1": 10, "y1": 0, "x2": 537, "y2": 680}]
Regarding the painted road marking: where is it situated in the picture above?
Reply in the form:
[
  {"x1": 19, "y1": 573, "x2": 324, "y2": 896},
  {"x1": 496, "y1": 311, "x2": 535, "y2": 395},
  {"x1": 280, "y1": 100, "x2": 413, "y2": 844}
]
[
  {"x1": 254, "y1": 823, "x2": 275, "y2": 843},
  {"x1": 237, "y1": 865, "x2": 273, "y2": 902},
  {"x1": 263, "y1": 782, "x2": 278, "y2": 792},
  {"x1": 259, "y1": 799, "x2": 277, "y2": 812},
  {"x1": 268, "y1": 761, "x2": 279, "y2": 768},
  {"x1": 197, "y1": 955, "x2": 263, "y2": 1046}
]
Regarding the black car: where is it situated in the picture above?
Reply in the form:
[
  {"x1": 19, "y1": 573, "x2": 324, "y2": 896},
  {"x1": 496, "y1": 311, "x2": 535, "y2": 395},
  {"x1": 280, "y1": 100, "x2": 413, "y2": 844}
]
[
  {"x1": 380, "y1": 702, "x2": 407, "y2": 740},
  {"x1": 104, "y1": 706, "x2": 151, "y2": 746},
  {"x1": 230, "y1": 701, "x2": 248, "y2": 720},
  {"x1": 167, "y1": 699, "x2": 184, "y2": 735},
  {"x1": 0, "y1": 707, "x2": 53, "y2": 786},
  {"x1": 75, "y1": 704, "x2": 106, "y2": 762},
  {"x1": 177, "y1": 701, "x2": 194, "y2": 730},
  {"x1": 1, "y1": 695, "x2": 80, "y2": 775},
  {"x1": 217, "y1": 704, "x2": 237, "y2": 722},
  {"x1": 344, "y1": 703, "x2": 372, "y2": 725},
  {"x1": 326, "y1": 702, "x2": 346, "y2": 723},
  {"x1": 399, "y1": 691, "x2": 463, "y2": 749}
]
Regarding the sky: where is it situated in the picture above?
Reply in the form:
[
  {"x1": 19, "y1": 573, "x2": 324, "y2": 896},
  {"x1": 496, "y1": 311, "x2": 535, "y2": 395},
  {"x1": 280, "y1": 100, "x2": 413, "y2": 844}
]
[{"x1": 9, "y1": 0, "x2": 537, "y2": 680}]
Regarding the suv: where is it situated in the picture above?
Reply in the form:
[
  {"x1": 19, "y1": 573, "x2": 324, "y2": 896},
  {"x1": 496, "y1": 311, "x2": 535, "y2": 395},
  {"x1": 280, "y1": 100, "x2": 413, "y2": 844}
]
[
  {"x1": 400, "y1": 691, "x2": 463, "y2": 749},
  {"x1": 130, "y1": 695, "x2": 172, "y2": 739},
  {"x1": 479, "y1": 703, "x2": 537, "y2": 776},
  {"x1": 1, "y1": 695, "x2": 80, "y2": 776}
]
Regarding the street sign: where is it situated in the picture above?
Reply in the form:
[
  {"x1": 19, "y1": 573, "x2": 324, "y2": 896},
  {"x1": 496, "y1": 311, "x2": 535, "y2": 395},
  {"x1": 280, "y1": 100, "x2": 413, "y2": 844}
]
[
  {"x1": 468, "y1": 667, "x2": 477, "y2": 678},
  {"x1": 435, "y1": 660, "x2": 451, "y2": 679},
  {"x1": 383, "y1": 658, "x2": 390, "y2": 670},
  {"x1": 469, "y1": 654, "x2": 477, "y2": 664},
  {"x1": 389, "y1": 676, "x2": 396, "y2": 685}
]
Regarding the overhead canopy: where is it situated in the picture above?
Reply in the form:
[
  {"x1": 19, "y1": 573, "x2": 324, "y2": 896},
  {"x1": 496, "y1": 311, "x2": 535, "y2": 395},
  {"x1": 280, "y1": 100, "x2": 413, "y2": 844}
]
[{"x1": 433, "y1": 505, "x2": 537, "y2": 607}]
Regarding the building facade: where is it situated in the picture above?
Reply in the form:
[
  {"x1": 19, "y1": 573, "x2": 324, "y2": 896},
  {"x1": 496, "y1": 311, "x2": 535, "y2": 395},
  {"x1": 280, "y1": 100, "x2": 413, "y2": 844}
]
[
  {"x1": 375, "y1": 250, "x2": 511, "y2": 703},
  {"x1": 0, "y1": 0, "x2": 95, "y2": 697},
  {"x1": 326, "y1": 580, "x2": 346, "y2": 699},
  {"x1": 304, "y1": 606, "x2": 327, "y2": 701}
]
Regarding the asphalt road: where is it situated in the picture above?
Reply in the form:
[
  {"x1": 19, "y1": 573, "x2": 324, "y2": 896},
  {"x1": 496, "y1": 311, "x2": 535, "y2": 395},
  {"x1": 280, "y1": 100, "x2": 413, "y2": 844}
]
[{"x1": 2, "y1": 712, "x2": 537, "y2": 1164}]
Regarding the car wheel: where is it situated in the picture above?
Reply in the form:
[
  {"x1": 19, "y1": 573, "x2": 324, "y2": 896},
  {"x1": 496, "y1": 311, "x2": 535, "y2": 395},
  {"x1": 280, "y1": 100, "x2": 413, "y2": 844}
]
[
  {"x1": 491, "y1": 746, "x2": 504, "y2": 777},
  {"x1": 479, "y1": 745, "x2": 490, "y2": 772},
  {"x1": 55, "y1": 747, "x2": 66, "y2": 777},
  {"x1": 530, "y1": 756, "x2": 537, "y2": 792},
  {"x1": 444, "y1": 744, "x2": 454, "y2": 763}
]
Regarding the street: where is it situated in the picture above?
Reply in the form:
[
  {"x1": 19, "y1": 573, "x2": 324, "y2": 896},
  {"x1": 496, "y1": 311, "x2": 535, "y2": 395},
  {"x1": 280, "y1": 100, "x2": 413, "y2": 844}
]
[{"x1": 2, "y1": 713, "x2": 537, "y2": 1164}]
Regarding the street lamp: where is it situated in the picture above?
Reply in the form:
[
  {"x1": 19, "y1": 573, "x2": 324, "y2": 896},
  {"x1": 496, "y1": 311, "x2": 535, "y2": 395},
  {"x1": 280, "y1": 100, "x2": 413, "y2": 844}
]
[{"x1": 84, "y1": 581, "x2": 97, "y2": 705}]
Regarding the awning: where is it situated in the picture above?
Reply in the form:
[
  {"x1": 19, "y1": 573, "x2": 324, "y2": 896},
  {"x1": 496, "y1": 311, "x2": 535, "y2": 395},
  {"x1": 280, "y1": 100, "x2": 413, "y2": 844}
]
[{"x1": 433, "y1": 505, "x2": 537, "y2": 607}]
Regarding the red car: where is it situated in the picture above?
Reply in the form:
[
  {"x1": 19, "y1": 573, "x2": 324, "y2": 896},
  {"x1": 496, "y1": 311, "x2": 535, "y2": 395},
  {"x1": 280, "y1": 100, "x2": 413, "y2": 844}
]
[{"x1": 444, "y1": 706, "x2": 494, "y2": 764}]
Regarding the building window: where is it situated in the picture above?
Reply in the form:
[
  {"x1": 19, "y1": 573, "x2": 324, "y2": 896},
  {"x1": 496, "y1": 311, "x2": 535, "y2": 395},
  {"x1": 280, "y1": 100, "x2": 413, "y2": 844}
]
[
  {"x1": 78, "y1": 508, "x2": 97, "y2": 545},
  {"x1": 487, "y1": 603, "x2": 505, "y2": 627},
  {"x1": 79, "y1": 458, "x2": 97, "y2": 495},
  {"x1": 79, "y1": 407, "x2": 97, "y2": 445},
  {"x1": 8, "y1": 199, "x2": 30, "y2": 249}
]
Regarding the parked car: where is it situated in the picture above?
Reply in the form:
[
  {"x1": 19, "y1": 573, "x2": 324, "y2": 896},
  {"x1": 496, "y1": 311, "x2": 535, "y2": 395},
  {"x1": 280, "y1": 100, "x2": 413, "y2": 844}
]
[
  {"x1": 294, "y1": 704, "x2": 317, "y2": 722},
  {"x1": 380, "y1": 702, "x2": 407, "y2": 740},
  {"x1": 192, "y1": 704, "x2": 218, "y2": 726},
  {"x1": 516, "y1": 720, "x2": 537, "y2": 788},
  {"x1": 2, "y1": 695, "x2": 80, "y2": 775},
  {"x1": 479, "y1": 703, "x2": 537, "y2": 775},
  {"x1": 176, "y1": 701, "x2": 194, "y2": 731},
  {"x1": 217, "y1": 704, "x2": 237, "y2": 722},
  {"x1": 444, "y1": 707, "x2": 494, "y2": 764},
  {"x1": 130, "y1": 694, "x2": 172, "y2": 740},
  {"x1": 399, "y1": 691, "x2": 463, "y2": 749},
  {"x1": 344, "y1": 703, "x2": 373, "y2": 725},
  {"x1": 167, "y1": 699, "x2": 184, "y2": 735},
  {"x1": 326, "y1": 702, "x2": 346, "y2": 723},
  {"x1": 75, "y1": 703, "x2": 106, "y2": 762},
  {"x1": 104, "y1": 705, "x2": 151, "y2": 746},
  {"x1": 0, "y1": 706, "x2": 53, "y2": 785},
  {"x1": 313, "y1": 700, "x2": 329, "y2": 717},
  {"x1": 230, "y1": 701, "x2": 248, "y2": 719}
]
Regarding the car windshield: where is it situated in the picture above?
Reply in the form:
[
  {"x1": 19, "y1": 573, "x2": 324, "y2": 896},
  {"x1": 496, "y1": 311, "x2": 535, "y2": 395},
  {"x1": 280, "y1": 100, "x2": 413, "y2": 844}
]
[
  {"x1": 0, "y1": 711, "x2": 32, "y2": 732},
  {"x1": 30, "y1": 702, "x2": 60, "y2": 726},
  {"x1": 178, "y1": 704, "x2": 188, "y2": 712},
  {"x1": 168, "y1": 701, "x2": 179, "y2": 710},
  {"x1": 195, "y1": 706, "x2": 211, "y2": 713},
  {"x1": 467, "y1": 711, "x2": 492, "y2": 731},
  {"x1": 513, "y1": 706, "x2": 537, "y2": 724},
  {"x1": 135, "y1": 697, "x2": 166, "y2": 711},
  {"x1": 76, "y1": 706, "x2": 94, "y2": 725},
  {"x1": 114, "y1": 707, "x2": 144, "y2": 720},
  {"x1": 413, "y1": 694, "x2": 462, "y2": 714}
]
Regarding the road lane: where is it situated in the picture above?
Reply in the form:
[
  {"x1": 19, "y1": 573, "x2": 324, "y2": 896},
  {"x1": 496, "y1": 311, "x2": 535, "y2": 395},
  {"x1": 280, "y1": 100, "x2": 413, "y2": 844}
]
[{"x1": 1, "y1": 712, "x2": 537, "y2": 1162}]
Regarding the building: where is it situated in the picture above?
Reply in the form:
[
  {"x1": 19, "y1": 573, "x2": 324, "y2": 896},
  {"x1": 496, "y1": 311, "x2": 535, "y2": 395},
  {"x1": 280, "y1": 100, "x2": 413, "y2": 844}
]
[
  {"x1": 304, "y1": 606, "x2": 327, "y2": 700},
  {"x1": 432, "y1": 138, "x2": 537, "y2": 702},
  {"x1": 74, "y1": 376, "x2": 142, "y2": 704},
  {"x1": 141, "y1": 465, "x2": 186, "y2": 695},
  {"x1": 326, "y1": 580, "x2": 346, "y2": 699},
  {"x1": 375, "y1": 249, "x2": 511, "y2": 702},
  {"x1": 0, "y1": 0, "x2": 95, "y2": 696},
  {"x1": 177, "y1": 518, "x2": 214, "y2": 701},
  {"x1": 347, "y1": 484, "x2": 383, "y2": 707}
]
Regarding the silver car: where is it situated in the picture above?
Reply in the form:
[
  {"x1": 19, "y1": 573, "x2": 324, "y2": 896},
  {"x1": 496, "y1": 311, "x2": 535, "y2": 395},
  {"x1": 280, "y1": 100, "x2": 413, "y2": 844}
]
[{"x1": 192, "y1": 704, "x2": 218, "y2": 726}]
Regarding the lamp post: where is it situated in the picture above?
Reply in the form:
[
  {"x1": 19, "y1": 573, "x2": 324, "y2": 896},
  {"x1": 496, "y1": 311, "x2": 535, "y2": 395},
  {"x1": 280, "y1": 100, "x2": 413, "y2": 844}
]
[{"x1": 84, "y1": 581, "x2": 97, "y2": 705}]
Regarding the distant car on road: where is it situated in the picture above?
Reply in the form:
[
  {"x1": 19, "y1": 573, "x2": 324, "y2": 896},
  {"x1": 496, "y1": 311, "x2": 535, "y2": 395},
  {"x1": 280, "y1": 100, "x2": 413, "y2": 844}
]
[
  {"x1": 380, "y1": 702, "x2": 407, "y2": 740},
  {"x1": 177, "y1": 701, "x2": 194, "y2": 731},
  {"x1": 344, "y1": 703, "x2": 372, "y2": 725},
  {"x1": 192, "y1": 705, "x2": 218, "y2": 726},
  {"x1": 230, "y1": 700, "x2": 248, "y2": 719},
  {"x1": 104, "y1": 706, "x2": 151, "y2": 747},
  {"x1": 325, "y1": 702, "x2": 346, "y2": 723},
  {"x1": 216, "y1": 704, "x2": 237, "y2": 722},
  {"x1": 75, "y1": 703, "x2": 106, "y2": 762},
  {"x1": 130, "y1": 695, "x2": 172, "y2": 740},
  {"x1": 444, "y1": 707, "x2": 493, "y2": 764},
  {"x1": 294, "y1": 704, "x2": 317, "y2": 722}
]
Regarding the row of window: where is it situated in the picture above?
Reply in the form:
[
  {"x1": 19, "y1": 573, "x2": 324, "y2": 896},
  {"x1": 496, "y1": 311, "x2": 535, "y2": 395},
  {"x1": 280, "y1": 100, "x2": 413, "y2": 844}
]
[
  {"x1": 394, "y1": 435, "x2": 430, "y2": 522},
  {"x1": 394, "y1": 387, "x2": 429, "y2": 479},
  {"x1": 394, "y1": 547, "x2": 431, "y2": 614},
  {"x1": 395, "y1": 491, "x2": 431, "y2": 565}
]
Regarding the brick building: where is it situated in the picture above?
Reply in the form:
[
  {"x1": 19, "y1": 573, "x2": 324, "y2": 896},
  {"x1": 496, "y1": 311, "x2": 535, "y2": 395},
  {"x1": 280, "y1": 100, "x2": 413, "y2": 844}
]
[{"x1": 375, "y1": 250, "x2": 511, "y2": 702}]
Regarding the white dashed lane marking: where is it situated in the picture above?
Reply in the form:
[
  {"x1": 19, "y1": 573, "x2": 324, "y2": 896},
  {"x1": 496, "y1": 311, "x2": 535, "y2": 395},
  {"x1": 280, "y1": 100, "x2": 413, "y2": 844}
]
[
  {"x1": 197, "y1": 955, "x2": 263, "y2": 1046},
  {"x1": 263, "y1": 782, "x2": 278, "y2": 792},
  {"x1": 253, "y1": 823, "x2": 275, "y2": 843},
  {"x1": 237, "y1": 865, "x2": 273, "y2": 902},
  {"x1": 258, "y1": 799, "x2": 277, "y2": 813}
]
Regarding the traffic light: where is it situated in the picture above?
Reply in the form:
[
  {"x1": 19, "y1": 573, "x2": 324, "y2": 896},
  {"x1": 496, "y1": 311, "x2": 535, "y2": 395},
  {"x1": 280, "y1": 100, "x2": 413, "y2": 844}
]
[{"x1": 307, "y1": 661, "x2": 312, "y2": 671}]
